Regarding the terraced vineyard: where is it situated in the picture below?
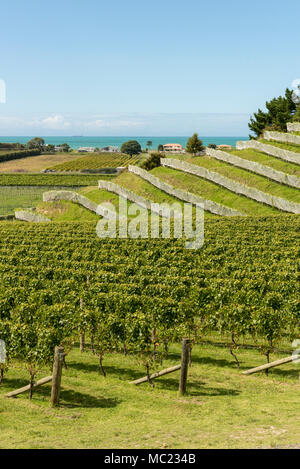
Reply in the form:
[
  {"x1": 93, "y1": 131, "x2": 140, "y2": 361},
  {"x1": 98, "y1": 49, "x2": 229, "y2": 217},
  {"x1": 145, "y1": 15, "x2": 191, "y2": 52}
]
[
  {"x1": 1, "y1": 128, "x2": 300, "y2": 449},
  {"x1": 49, "y1": 152, "x2": 141, "y2": 171}
]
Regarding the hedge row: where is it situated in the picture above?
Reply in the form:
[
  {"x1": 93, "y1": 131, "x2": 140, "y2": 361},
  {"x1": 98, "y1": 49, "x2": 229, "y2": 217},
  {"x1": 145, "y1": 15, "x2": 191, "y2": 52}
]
[{"x1": 0, "y1": 149, "x2": 41, "y2": 163}]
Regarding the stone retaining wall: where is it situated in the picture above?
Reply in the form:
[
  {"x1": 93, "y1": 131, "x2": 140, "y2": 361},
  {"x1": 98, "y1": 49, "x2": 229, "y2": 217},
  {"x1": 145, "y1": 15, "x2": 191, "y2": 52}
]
[
  {"x1": 43, "y1": 190, "x2": 116, "y2": 219},
  {"x1": 287, "y1": 122, "x2": 300, "y2": 132},
  {"x1": 236, "y1": 140, "x2": 300, "y2": 165},
  {"x1": 161, "y1": 158, "x2": 300, "y2": 214},
  {"x1": 264, "y1": 130, "x2": 300, "y2": 146},
  {"x1": 98, "y1": 180, "x2": 175, "y2": 217},
  {"x1": 206, "y1": 148, "x2": 300, "y2": 188},
  {"x1": 15, "y1": 210, "x2": 51, "y2": 222},
  {"x1": 128, "y1": 165, "x2": 244, "y2": 216}
]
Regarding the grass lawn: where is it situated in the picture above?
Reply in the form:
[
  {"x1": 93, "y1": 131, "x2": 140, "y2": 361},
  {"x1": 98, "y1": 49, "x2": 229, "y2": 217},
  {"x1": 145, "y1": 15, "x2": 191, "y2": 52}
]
[
  {"x1": 228, "y1": 149, "x2": 300, "y2": 177},
  {"x1": 260, "y1": 139, "x2": 300, "y2": 154},
  {"x1": 0, "y1": 337, "x2": 299, "y2": 449},
  {"x1": 0, "y1": 152, "x2": 85, "y2": 173},
  {"x1": 36, "y1": 200, "x2": 99, "y2": 222},
  {"x1": 177, "y1": 156, "x2": 300, "y2": 204},
  {"x1": 152, "y1": 167, "x2": 279, "y2": 216}
]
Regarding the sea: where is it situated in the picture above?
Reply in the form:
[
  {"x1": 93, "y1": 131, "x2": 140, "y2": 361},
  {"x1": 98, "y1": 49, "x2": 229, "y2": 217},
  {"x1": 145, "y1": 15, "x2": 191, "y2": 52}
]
[{"x1": 0, "y1": 136, "x2": 248, "y2": 150}]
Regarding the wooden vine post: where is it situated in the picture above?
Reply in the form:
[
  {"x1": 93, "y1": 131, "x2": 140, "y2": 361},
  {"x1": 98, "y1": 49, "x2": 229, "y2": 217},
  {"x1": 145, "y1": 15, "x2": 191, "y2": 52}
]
[
  {"x1": 50, "y1": 346, "x2": 64, "y2": 407},
  {"x1": 179, "y1": 338, "x2": 190, "y2": 396}
]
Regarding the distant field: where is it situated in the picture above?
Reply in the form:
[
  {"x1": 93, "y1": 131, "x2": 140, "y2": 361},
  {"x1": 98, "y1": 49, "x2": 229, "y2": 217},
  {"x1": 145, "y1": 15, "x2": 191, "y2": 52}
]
[
  {"x1": 0, "y1": 152, "x2": 84, "y2": 173},
  {"x1": 0, "y1": 173, "x2": 114, "y2": 186},
  {"x1": 49, "y1": 152, "x2": 141, "y2": 171}
]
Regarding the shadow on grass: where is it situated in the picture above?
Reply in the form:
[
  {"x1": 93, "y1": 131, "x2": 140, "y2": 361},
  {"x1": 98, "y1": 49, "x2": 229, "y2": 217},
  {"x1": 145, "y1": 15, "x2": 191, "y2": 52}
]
[
  {"x1": 59, "y1": 389, "x2": 120, "y2": 409},
  {"x1": 68, "y1": 361, "x2": 143, "y2": 381},
  {"x1": 156, "y1": 377, "x2": 240, "y2": 397},
  {"x1": 2, "y1": 377, "x2": 121, "y2": 409},
  {"x1": 165, "y1": 353, "x2": 299, "y2": 380},
  {"x1": 167, "y1": 352, "x2": 236, "y2": 369}
]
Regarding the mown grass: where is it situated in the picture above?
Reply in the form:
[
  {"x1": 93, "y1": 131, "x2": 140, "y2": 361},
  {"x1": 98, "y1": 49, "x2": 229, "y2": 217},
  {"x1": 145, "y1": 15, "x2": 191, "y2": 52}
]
[
  {"x1": 36, "y1": 200, "x2": 99, "y2": 222},
  {"x1": 228, "y1": 149, "x2": 300, "y2": 177},
  {"x1": 0, "y1": 337, "x2": 299, "y2": 449},
  {"x1": 176, "y1": 156, "x2": 300, "y2": 204},
  {"x1": 80, "y1": 175, "x2": 217, "y2": 219},
  {"x1": 152, "y1": 167, "x2": 279, "y2": 216},
  {"x1": 260, "y1": 139, "x2": 300, "y2": 153}
]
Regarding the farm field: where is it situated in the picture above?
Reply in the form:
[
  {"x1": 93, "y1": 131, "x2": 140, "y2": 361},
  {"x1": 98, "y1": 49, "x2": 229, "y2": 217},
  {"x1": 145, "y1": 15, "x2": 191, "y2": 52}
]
[
  {"x1": 0, "y1": 152, "x2": 84, "y2": 173},
  {"x1": 49, "y1": 152, "x2": 142, "y2": 171},
  {"x1": 0, "y1": 217, "x2": 299, "y2": 449}
]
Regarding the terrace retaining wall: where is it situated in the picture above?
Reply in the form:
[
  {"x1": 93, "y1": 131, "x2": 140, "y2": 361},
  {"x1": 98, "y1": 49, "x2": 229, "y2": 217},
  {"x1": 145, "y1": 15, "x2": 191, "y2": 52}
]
[
  {"x1": 206, "y1": 148, "x2": 300, "y2": 189},
  {"x1": 128, "y1": 165, "x2": 244, "y2": 216},
  {"x1": 236, "y1": 140, "x2": 300, "y2": 165},
  {"x1": 98, "y1": 180, "x2": 182, "y2": 218},
  {"x1": 43, "y1": 190, "x2": 117, "y2": 219},
  {"x1": 264, "y1": 131, "x2": 300, "y2": 146},
  {"x1": 287, "y1": 122, "x2": 300, "y2": 132},
  {"x1": 161, "y1": 158, "x2": 300, "y2": 214},
  {"x1": 15, "y1": 210, "x2": 51, "y2": 222}
]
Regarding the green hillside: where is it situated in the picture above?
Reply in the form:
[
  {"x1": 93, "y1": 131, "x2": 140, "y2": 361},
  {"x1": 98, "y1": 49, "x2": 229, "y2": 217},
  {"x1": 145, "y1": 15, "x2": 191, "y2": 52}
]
[{"x1": 228, "y1": 148, "x2": 300, "y2": 176}]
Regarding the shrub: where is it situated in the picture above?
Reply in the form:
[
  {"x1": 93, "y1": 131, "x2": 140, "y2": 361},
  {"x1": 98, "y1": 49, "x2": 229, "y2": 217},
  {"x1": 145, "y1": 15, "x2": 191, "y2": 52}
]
[{"x1": 141, "y1": 152, "x2": 164, "y2": 171}]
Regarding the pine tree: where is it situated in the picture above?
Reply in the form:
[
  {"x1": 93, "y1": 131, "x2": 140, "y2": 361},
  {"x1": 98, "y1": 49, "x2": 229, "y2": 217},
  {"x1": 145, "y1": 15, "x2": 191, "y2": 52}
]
[
  {"x1": 186, "y1": 133, "x2": 205, "y2": 156},
  {"x1": 249, "y1": 88, "x2": 297, "y2": 138}
]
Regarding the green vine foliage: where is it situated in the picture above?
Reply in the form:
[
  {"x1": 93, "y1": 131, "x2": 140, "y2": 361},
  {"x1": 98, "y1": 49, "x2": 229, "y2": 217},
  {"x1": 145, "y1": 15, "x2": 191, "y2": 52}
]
[{"x1": 0, "y1": 216, "x2": 299, "y2": 388}]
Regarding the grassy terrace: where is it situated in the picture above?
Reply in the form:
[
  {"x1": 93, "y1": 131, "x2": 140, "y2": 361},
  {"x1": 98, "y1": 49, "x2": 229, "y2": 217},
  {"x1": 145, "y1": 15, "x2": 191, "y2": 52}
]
[
  {"x1": 152, "y1": 167, "x2": 279, "y2": 216},
  {"x1": 81, "y1": 174, "x2": 217, "y2": 219},
  {"x1": 36, "y1": 200, "x2": 99, "y2": 222},
  {"x1": 260, "y1": 139, "x2": 300, "y2": 154},
  {"x1": 171, "y1": 155, "x2": 300, "y2": 204},
  {"x1": 1, "y1": 335, "x2": 299, "y2": 449},
  {"x1": 227, "y1": 149, "x2": 300, "y2": 177}
]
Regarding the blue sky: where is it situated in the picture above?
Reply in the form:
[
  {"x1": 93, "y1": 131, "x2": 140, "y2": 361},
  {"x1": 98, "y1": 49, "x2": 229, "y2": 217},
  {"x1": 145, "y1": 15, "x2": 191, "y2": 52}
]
[{"x1": 0, "y1": 0, "x2": 299, "y2": 136}]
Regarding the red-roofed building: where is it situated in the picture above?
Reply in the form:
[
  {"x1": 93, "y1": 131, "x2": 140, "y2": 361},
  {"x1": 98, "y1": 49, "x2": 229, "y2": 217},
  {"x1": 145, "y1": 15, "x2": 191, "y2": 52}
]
[{"x1": 163, "y1": 143, "x2": 183, "y2": 152}]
